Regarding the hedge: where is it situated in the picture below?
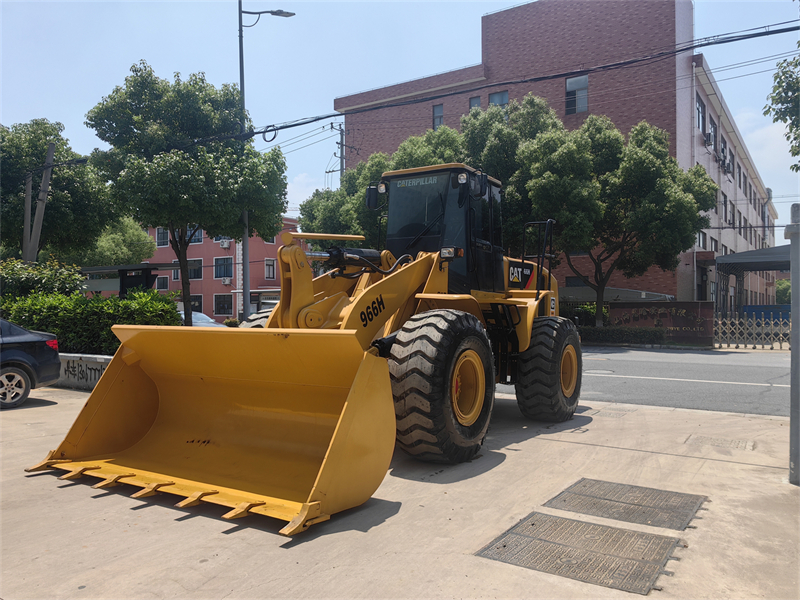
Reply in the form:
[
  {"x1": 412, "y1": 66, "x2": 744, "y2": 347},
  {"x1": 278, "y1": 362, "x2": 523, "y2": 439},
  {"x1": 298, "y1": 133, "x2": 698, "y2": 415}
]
[
  {"x1": 577, "y1": 325, "x2": 666, "y2": 345},
  {"x1": 0, "y1": 257, "x2": 84, "y2": 298},
  {"x1": 1, "y1": 289, "x2": 181, "y2": 355}
]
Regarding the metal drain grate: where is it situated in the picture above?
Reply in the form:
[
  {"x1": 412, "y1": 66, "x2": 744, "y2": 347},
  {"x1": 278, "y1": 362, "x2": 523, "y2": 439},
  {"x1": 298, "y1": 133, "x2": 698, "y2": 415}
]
[
  {"x1": 477, "y1": 512, "x2": 679, "y2": 595},
  {"x1": 686, "y1": 435, "x2": 754, "y2": 450},
  {"x1": 544, "y1": 479, "x2": 706, "y2": 530}
]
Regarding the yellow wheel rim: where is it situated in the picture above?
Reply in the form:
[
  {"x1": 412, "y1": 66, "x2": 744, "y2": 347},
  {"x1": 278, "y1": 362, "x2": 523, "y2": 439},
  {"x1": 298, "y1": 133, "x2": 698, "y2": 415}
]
[
  {"x1": 451, "y1": 350, "x2": 485, "y2": 426},
  {"x1": 560, "y1": 345, "x2": 578, "y2": 397}
]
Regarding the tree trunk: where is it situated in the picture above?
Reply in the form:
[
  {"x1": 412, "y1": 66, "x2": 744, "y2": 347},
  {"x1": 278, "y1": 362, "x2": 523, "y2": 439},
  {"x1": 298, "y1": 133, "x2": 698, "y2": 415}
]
[
  {"x1": 170, "y1": 228, "x2": 192, "y2": 327},
  {"x1": 595, "y1": 284, "x2": 606, "y2": 327}
]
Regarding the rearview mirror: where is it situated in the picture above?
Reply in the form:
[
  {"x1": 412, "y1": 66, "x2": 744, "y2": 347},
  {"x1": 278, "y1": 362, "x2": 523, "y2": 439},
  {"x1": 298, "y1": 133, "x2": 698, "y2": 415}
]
[{"x1": 365, "y1": 186, "x2": 379, "y2": 210}]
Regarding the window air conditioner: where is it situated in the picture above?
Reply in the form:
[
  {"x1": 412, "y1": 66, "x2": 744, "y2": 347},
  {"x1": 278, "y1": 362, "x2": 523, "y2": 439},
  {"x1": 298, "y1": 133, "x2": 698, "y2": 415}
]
[
  {"x1": 222, "y1": 277, "x2": 232, "y2": 285},
  {"x1": 220, "y1": 239, "x2": 231, "y2": 249},
  {"x1": 703, "y1": 132, "x2": 713, "y2": 146}
]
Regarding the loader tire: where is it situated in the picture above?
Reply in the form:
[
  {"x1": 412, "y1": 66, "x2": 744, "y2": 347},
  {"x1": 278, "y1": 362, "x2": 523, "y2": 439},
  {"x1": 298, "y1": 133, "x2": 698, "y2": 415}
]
[
  {"x1": 515, "y1": 317, "x2": 582, "y2": 422},
  {"x1": 389, "y1": 309, "x2": 494, "y2": 464}
]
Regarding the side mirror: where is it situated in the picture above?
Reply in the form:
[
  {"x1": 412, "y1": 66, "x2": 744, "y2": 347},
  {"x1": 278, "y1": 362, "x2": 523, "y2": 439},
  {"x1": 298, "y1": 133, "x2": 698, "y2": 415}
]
[
  {"x1": 479, "y1": 173, "x2": 488, "y2": 197},
  {"x1": 365, "y1": 186, "x2": 379, "y2": 210}
]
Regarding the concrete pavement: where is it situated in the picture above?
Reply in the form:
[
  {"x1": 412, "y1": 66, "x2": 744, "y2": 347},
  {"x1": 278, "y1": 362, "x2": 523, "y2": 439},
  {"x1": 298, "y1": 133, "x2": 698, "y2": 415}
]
[{"x1": 1, "y1": 386, "x2": 798, "y2": 599}]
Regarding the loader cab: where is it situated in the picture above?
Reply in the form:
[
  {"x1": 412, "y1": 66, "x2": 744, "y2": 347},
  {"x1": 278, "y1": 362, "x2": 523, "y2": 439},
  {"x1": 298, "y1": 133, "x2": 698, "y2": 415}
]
[{"x1": 369, "y1": 164, "x2": 504, "y2": 295}]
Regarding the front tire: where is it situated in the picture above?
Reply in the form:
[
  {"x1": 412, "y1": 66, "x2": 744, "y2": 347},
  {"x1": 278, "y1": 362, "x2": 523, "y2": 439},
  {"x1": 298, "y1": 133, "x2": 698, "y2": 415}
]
[
  {"x1": 515, "y1": 317, "x2": 582, "y2": 422},
  {"x1": 0, "y1": 366, "x2": 32, "y2": 409},
  {"x1": 389, "y1": 310, "x2": 494, "y2": 464}
]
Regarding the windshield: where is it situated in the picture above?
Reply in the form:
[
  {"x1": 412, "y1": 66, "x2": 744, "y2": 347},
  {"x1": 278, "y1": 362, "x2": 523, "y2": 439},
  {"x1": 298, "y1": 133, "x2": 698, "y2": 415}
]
[{"x1": 386, "y1": 174, "x2": 450, "y2": 238}]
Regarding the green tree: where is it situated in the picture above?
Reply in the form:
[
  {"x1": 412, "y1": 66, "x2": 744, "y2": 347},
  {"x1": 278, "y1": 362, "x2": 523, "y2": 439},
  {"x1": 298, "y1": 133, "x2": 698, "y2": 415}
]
[
  {"x1": 86, "y1": 62, "x2": 287, "y2": 325},
  {"x1": 776, "y1": 278, "x2": 791, "y2": 304},
  {"x1": 46, "y1": 216, "x2": 156, "y2": 267},
  {"x1": 764, "y1": 37, "x2": 799, "y2": 172},
  {"x1": 0, "y1": 257, "x2": 84, "y2": 301},
  {"x1": 0, "y1": 119, "x2": 115, "y2": 255},
  {"x1": 522, "y1": 117, "x2": 718, "y2": 325}
]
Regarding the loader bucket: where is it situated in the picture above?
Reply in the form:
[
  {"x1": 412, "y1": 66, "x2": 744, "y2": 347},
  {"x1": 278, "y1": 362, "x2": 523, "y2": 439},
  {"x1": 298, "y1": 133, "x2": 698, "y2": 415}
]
[{"x1": 27, "y1": 325, "x2": 396, "y2": 536}]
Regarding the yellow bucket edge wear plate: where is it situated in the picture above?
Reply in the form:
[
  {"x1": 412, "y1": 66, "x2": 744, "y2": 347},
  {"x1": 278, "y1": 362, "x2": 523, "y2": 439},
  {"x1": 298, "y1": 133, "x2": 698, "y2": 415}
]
[{"x1": 28, "y1": 325, "x2": 397, "y2": 536}]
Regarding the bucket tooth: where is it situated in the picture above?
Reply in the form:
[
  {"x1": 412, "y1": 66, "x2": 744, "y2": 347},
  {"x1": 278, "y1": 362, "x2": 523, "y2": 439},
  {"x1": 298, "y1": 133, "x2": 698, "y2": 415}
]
[
  {"x1": 222, "y1": 501, "x2": 266, "y2": 520},
  {"x1": 131, "y1": 481, "x2": 175, "y2": 499},
  {"x1": 279, "y1": 502, "x2": 329, "y2": 537},
  {"x1": 58, "y1": 466, "x2": 100, "y2": 480},
  {"x1": 25, "y1": 451, "x2": 71, "y2": 473},
  {"x1": 92, "y1": 473, "x2": 135, "y2": 489},
  {"x1": 175, "y1": 490, "x2": 219, "y2": 508}
]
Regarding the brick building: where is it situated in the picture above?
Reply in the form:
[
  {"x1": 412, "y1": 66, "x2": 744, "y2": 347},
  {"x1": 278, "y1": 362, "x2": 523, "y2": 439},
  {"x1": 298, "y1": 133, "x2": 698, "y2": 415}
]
[
  {"x1": 145, "y1": 217, "x2": 300, "y2": 323},
  {"x1": 333, "y1": 0, "x2": 777, "y2": 309}
]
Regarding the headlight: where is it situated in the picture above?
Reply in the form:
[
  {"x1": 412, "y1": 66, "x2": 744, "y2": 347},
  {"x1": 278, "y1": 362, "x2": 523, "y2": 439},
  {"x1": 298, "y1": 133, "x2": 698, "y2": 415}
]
[
  {"x1": 440, "y1": 247, "x2": 455, "y2": 259},
  {"x1": 377, "y1": 183, "x2": 386, "y2": 194},
  {"x1": 458, "y1": 173, "x2": 468, "y2": 185}
]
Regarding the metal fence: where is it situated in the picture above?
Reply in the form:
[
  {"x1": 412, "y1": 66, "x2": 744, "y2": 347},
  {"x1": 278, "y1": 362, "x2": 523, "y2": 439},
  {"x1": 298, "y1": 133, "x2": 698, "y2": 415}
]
[{"x1": 714, "y1": 312, "x2": 791, "y2": 349}]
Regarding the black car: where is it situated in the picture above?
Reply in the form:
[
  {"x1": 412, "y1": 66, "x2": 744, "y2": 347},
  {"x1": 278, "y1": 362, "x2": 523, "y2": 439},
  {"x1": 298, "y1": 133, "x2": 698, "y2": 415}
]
[{"x1": 0, "y1": 319, "x2": 60, "y2": 408}]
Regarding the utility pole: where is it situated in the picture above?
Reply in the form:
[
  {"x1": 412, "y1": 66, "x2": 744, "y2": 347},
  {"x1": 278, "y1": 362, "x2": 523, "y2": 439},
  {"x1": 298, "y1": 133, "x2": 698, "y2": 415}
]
[
  {"x1": 237, "y1": 2, "x2": 294, "y2": 320},
  {"x1": 22, "y1": 143, "x2": 55, "y2": 262},
  {"x1": 784, "y1": 203, "x2": 800, "y2": 486}
]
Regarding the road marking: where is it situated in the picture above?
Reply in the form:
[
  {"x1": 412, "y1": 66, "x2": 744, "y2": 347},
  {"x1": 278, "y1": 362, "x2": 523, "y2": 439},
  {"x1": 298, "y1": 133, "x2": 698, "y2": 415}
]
[{"x1": 583, "y1": 373, "x2": 789, "y2": 388}]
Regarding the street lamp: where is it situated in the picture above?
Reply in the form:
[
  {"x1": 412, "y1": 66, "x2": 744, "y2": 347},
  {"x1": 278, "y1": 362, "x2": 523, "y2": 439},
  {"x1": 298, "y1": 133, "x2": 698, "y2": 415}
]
[{"x1": 237, "y1": 1, "x2": 294, "y2": 319}]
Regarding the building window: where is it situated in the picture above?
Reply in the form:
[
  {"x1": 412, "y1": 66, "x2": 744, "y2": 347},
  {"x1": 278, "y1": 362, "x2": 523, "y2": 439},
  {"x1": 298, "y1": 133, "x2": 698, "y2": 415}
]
[
  {"x1": 738, "y1": 211, "x2": 742, "y2": 235},
  {"x1": 432, "y1": 104, "x2": 444, "y2": 130},
  {"x1": 743, "y1": 174, "x2": 748, "y2": 195},
  {"x1": 489, "y1": 90, "x2": 509, "y2": 108},
  {"x1": 214, "y1": 235, "x2": 232, "y2": 242},
  {"x1": 737, "y1": 164, "x2": 741, "y2": 188},
  {"x1": 173, "y1": 259, "x2": 202, "y2": 280},
  {"x1": 214, "y1": 257, "x2": 233, "y2": 279},
  {"x1": 709, "y1": 117, "x2": 717, "y2": 153},
  {"x1": 696, "y1": 94, "x2": 706, "y2": 133},
  {"x1": 722, "y1": 192, "x2": 728, "y2": 221},
  {"x1": 565, "y1": 76, "x2": 588, "y2": 115},
  {"x1": 710, "y1": 237, "x2": 718, "y2": 253},
  {"x1": 156, "y1": 276, "x2": 169, "y2": 290},
  {"x1": 720, "y1": 136, "x2": 727, "y2": 162},
  {"x1": 156, "y1": 227, "x2": 169, "y2": 247},
  {"x1": 265, "y1": 258, "x2": 276, "y2": 280},
  {"x1": 697, "y1": 231, "x2": 707, "y2": 249},
  {"x1": 188, "y1": 225, "x2": 203, "y2": 244},
  {"x1": 469, "y1": 96, "x2": 481, "y2": 110},
  {"x1": 264, "y1": 236, "x2": 275, "y2": 244},
  {"x1": 214, "y1": 294, "x2": 233, "y2": 316},
  {"x1": 721, "y1": 244, "x2": 728, "y2": 255},
  {"x1": 190, "y1": 295, "x2": 202, "y2": 313}
]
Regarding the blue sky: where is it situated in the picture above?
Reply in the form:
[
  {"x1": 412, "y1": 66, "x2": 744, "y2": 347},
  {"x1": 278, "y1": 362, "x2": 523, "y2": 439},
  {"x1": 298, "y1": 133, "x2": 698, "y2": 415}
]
[{"x1": 2, "y1": 0, "x2": 798, "y2": 241}]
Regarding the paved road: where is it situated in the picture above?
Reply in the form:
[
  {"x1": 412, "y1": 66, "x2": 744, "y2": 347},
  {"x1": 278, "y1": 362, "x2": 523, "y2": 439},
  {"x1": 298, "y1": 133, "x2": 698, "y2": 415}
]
[{"x1": 498, "y1": 346, "x2": 791, "y2": 417}]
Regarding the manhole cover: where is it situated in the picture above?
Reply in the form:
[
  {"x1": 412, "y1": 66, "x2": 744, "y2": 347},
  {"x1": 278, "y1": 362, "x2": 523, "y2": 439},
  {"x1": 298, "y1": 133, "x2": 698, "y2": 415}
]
[
  {"x1": 477, "y1": 512, "x2": 679, "y2": 595},
  {"x1": 544, "y1": 479, "x2": 706, "y2": 530}
]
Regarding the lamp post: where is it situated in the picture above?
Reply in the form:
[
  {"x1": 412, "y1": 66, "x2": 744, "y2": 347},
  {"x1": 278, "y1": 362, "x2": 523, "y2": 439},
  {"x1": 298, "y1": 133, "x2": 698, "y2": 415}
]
[{"x1": 237, "y1": 2, "x2": 294, "y2": 319}]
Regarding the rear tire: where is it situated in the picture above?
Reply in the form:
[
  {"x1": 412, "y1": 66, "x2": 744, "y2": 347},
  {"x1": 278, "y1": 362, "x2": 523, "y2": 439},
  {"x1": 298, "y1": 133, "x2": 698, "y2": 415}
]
[
  {"x1": 515, "y1": 317, "x2": 582, "y2": 422},
  {"x1": 389, "y1": 310, "x2": 494, "y2": 464},
  {"x1": 0, "y1": 366, "x2": 32, "y2": 409}
]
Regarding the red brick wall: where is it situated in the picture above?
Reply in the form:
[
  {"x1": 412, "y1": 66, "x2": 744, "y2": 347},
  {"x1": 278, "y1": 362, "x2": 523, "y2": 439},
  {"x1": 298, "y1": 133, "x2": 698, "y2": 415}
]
[{"x1": 338, "y1": 0, "x2": 684, "y2": 168}]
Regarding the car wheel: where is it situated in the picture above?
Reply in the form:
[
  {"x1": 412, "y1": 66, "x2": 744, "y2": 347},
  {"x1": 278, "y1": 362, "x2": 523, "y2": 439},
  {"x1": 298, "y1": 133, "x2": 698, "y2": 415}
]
[{"x1": 0, "y1": 366, "x2": 32, "y2": 409}]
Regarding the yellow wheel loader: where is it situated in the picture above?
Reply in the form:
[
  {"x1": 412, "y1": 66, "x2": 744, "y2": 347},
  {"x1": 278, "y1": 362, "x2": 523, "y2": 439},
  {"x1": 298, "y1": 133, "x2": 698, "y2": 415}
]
[{"x1": 28, "y1": 163, "x2": 581, "y2": 536}]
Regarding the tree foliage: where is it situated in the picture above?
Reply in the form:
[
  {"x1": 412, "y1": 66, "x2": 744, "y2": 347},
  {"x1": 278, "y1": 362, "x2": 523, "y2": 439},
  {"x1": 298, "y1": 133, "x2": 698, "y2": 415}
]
[
  {"x1": 0, "y1": 257, "x2": 84, "y2": 300},
  {"x1": 47, "y1": 216, "x2": 156, "y2": 267},
  {"x1": 764, "y1": 46, "x2": 800, "y2": 172},
  {"x1": 86, "y1": 61, "x2": 287, "y2": 325},
  {"x1": 299, "y1": 94, "x2": 717, "y2": 325},
  {"x1": 0, "y1": 119, "x2": 115, "y2": 255},
  {"x1": 776, "y1": 278, "x2": 790, "y2": 304}
]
